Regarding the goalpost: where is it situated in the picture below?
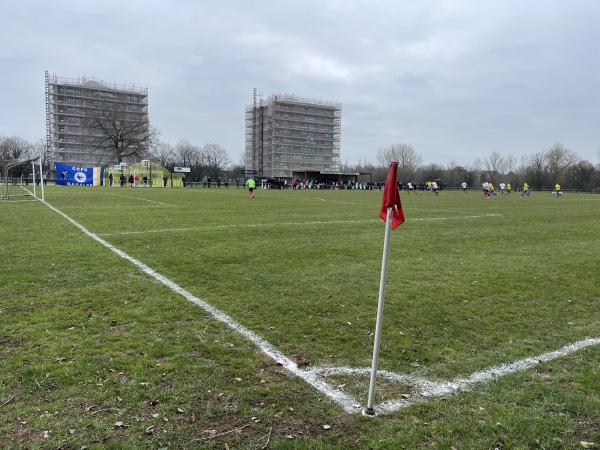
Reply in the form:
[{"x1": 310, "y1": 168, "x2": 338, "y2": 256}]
[{"x1": 1, "y1": 157, "x2": 44, "y2": 202}]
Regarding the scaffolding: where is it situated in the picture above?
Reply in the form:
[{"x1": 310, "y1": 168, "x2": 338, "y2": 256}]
[
  {"x1": 245, "y1": 91, "x2": 342, "y2": 179},
  {"x1": 45, "y1": 71, "x2": 149, "y2": 172}
]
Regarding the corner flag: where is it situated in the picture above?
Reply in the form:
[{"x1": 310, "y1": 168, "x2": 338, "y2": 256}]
[
  {"x1": 365, "y1": 161, "x2": 405, "y2": 416},
  {"x1": 379, "y1": 162, "x2": 405, "y2": 229}
]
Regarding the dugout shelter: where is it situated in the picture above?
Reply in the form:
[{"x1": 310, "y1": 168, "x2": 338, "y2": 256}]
[{"x1": 104, "y1": 161, "x2": 177, "y2": 187}]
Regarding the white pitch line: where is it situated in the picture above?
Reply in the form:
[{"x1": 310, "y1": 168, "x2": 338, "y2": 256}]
[
  {"x1": 410, "y1": 213, "x2": 502, "y2": 221},
  {"x1": 97, "y1": 220, "x2": 378, "y2": 236},
  {"x1": 40, "y1": 199, "x2": 362, "y2": 414},
  {"x1": 106, "y1": 192, "x2": 176, "y2": 206},
  {"x1": 98, "y1": 214, "x2": 503, "y2": 236},
  {"x1": 311, "y1": 336, "x2": 600, "y2": 414},
  {"x1": 220, "y1": 219, "x2": 377, "y2": 228},
  {"x1": 98, "y1": 227, "x2": 201, "y2": 236},
  {"x1": 297, "y1": 196, "x2": 364, "y2": 205}
]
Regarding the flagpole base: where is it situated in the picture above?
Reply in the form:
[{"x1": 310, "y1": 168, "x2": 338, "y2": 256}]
[{"x1": 362, "y1": 407, "x2": 377, "y2": 417}]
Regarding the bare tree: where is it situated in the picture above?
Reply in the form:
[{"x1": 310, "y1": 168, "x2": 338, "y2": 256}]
[
  {"x1": 420, "y1": 163, "x2": 444, "y2": 183},
  {"x1": 445, "y1": 161, "x2": 468, "y2": 187},
  {"x1": 468, "y1": 158, "x2": 483, "y2": 184},
  {"x1": 356, "y1": 158, "x2": 376, "y2": 173},
  {"x1": 339, "y1": 158, "x2": 353, "y2": 173},
  {"x1": 0, "y1": 136, "x2": 38, "y2": 182},
  {"x1": 518, "y1": 155, "x2": 529, "y2": 173},
  {"x1": 377, "y1": 143, "x2": 422, "y2": 182},
  {"x1": 566, "y1": 160, "x2": 595, "y2": 189},
  {"x1": 470, "y1": 158, "x2": 482, "y2": 172},
  {"x1": 0, "y1": 136, "x2": 34, "y2": 161},
  {"x1": 483, "y1": 150, "x2": 505, "y2": 181},
  {"x1": 544, "y1": 142, "x2": 578, "y2": 183},
  {"x1": 201, "y1": 143, "x2": 231, "y2": 180},
  {"x1": 29, "y1": 139, "x2": 53, "y2": 175},
  {"x1": 174, "y1": 139, "x2": 201, "y2": 168},
  {"x1": 86, "y1": 102, "x2": 152, "y2": 164},
  {"x1": 173, "y1": 139, "x2": 203, "y2": 181},
  {"x1": 504, "y1": 153, "x2": 519, "y2": 174},
  {"x1": 149, "y1": 140, "x2": 175, "y2": 168},
  {"x1": 526, "y1": 152, "x2": 547, "y2": 189}
]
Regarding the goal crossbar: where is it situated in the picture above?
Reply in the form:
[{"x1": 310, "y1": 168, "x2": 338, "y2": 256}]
[{"x1": 1, "y1": 157, "x2": 44, "y2": 202}]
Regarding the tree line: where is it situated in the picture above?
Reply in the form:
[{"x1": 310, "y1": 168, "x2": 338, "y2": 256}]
[
  {"x1": 2, "y1": 129, "x2": 599, "y2": 189},
  {"x1": 146, "y1": 138, "x2": 241, "y2": 183},
  {"x1": 342, "y1": 142, "x2": 600, "y2": 190}
]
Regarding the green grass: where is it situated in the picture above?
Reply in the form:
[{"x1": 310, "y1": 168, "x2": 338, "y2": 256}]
[{"x1": 1, "y1": 185, "x2": 599, "y2": 449}]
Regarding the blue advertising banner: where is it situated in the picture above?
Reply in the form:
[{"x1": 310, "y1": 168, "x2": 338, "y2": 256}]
[{"x1": 55, "y1": 163, "x2": 105, "y2": 186}]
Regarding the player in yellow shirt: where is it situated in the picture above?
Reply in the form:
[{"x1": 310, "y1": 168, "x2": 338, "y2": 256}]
[
  {"x1": 506, "y1": 183, "x2": 512, "y2": 195},
  {"x1": 554, "y1": 183, "x2": 561, "y2": 197},
  {"x1": 522, "y1": 182, "x2": 530, "y2": 197}
]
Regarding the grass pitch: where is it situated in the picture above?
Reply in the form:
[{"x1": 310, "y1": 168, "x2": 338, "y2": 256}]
[{"x1": 1, "y1": 185, "x2": 599, "y2": 449}]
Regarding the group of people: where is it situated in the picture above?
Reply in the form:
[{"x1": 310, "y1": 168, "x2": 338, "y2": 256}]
[
  {"x1": 108, "y1": 173, "x2": 150, "y2": 187},
  {"x1": 402, "y1": 180, "x2": 440, "y2": 196},
  {"x1": 479, "y1": 181, "x2": 534, "y2": 197},
  {"x1": 405, "y1": 182, "x2": 418, "y2": 194},
  {"x1": 481, "y1": 181, "x2": 509, "y2": 197},
  {"x1": 401, "y1": 179, "x2": 560, "y2": 198},
  {"x1": 479, "y1": 181, "x2": 560, "y2": 198},
  {"x1": 430, "y1": 181, "x2": 440, "y2": 196},
  {"x1": 199, "y1": 176, "x2": 237, "y2": 188},
  {"x1": 105, "y1": 173, "x2": 563, "y2": 200},
  {"x1": 243, "y1": 178, "x2": 563, "y2": 200}
]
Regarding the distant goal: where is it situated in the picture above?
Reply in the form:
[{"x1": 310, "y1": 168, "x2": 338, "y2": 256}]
[{"x1": 1, "y1": 158, "x2": 44, "y2": 202}]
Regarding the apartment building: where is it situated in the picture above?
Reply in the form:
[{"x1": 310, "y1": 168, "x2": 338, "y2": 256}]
[
  {"x1": 45, "y1": 71, "x2": 148, "y2": 167},
  {"x1": 245, "y1": 92, "x2": 342, "y2": 179}
]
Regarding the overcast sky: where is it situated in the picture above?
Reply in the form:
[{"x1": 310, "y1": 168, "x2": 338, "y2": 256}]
[{"x1": 1, "y1": 0, "x2": 599, "y2": 167}]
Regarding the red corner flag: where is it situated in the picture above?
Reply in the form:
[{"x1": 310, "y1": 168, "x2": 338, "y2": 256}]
[{"x1": 380, "y1": 162, "x2": 405, "y2": 229}]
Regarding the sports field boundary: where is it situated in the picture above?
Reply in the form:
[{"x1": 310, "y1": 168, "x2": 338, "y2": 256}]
[{"x1": 38, "y1": 197, "x2": 600, "y2": 415}]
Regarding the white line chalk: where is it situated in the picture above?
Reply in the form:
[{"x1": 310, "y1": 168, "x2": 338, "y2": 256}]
[
  {"x1": 99, "y1": 214, "x2": 503, "y2": 236},
  {"x1": 311, "y1": 337, "x2": 600, "y2": 414}
]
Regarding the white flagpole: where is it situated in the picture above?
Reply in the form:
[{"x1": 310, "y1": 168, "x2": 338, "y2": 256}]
[
  {"x1": 363, "y1": 206, "x2": 394, "y2": 416},
  {"x1": 39, "y1": 158, "x2": 45, "y2": 201},
  {"x1": 32, "y1": 161, "x2": 37, "y2": 198}
]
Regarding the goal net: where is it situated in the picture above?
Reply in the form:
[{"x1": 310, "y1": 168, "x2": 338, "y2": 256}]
[{"x1": 1, "y1": 158, "x2": 44, "y2": 202}]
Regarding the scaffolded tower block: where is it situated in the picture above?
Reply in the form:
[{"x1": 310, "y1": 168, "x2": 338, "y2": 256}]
[
  {"x1": 245, "y1": 92, "x2": 342, "y2": 179},
  {"x1": 45, "y1": 71, "x2": 149, "y2": 167}
]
